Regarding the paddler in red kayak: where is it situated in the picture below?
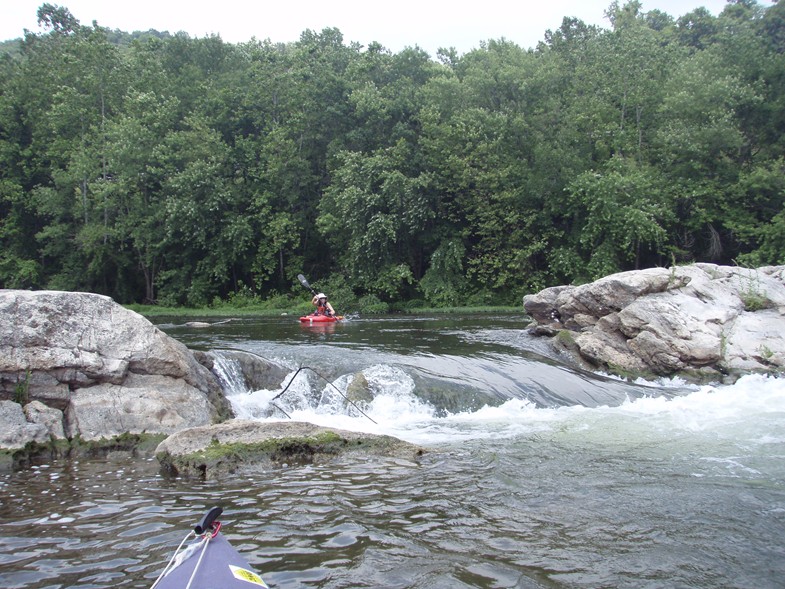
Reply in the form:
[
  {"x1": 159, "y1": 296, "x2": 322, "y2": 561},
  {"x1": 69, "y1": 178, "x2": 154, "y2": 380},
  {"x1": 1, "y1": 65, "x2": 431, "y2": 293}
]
[{"x1": 311, "y1": 292, "x2": 336, "y2": 317}]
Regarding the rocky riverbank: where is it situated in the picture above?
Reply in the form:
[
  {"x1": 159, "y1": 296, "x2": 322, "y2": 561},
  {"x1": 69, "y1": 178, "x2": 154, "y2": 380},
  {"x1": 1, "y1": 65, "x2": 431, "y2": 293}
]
[
  {"x1": 4, "y1": 265, "x2": 784, "y2": 470},
  {"x1": 0, "y1": 290, "x2": 383, "y2": 473},
  {"x1": 523, "y1": 264, "x2": 785, "y2": 382},
  {"x1": 0, "y1": 290, "x2": 232, "y2": 451}
]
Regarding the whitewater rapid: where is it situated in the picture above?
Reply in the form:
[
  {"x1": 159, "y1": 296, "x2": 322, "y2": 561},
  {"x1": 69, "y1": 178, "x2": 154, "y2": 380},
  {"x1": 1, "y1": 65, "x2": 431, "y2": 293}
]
[{"x1": 213, "y1": 353, "x2": 785, "y2": 453}]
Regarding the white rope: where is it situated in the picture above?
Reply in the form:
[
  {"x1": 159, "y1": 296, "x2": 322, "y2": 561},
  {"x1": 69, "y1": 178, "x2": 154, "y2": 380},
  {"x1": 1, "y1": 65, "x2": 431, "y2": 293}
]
[
  {"x1": 149, "y1": 531, "x2": 194, "y2": 589},
  {"x1": 185, "y1": 533, "x2": 213, "y2": 589}
]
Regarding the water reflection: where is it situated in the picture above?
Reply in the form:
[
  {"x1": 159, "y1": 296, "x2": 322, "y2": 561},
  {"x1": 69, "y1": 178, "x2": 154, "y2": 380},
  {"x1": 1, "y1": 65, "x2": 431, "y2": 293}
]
[{"x1": 2, "y1": 417, "x2": 784, "y2": 589}]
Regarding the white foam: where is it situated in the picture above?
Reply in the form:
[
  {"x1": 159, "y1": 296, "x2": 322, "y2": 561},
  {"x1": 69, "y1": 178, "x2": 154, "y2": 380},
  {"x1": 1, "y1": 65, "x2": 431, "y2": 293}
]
[{"x1": 216, "y1": 350, "x2": 785, "y2": 449}]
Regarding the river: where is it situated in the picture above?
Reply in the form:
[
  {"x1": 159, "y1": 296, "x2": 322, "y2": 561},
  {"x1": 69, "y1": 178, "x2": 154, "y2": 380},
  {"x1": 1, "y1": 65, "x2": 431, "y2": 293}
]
[{"x1": 1, "y1": 313, "x2": 784, "y2": 588}]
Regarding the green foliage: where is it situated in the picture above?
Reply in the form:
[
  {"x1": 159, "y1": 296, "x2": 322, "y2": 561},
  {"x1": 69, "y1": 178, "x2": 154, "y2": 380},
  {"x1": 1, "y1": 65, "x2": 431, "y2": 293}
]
[
  {"x1": 420, "y1": 238, "x2": 467, "y2": 306},
  {"x1": 318, "y1": 140, "x2": 432, "y2": 292},
  {"x1": 565, "y1": 156, "x2": 672, "y2": 280},
  {"x1": 357, "y1": 294, "x2": 389, "y2": 314},
  {"x1": 731, "y1": 159, "x2": 785, "y2": 266},
  {"x1": 1, "y1": 1, "x2": 783, "y2": 308},
  {"x1": 14, "y1": 370, "x2": 31, "y2": 405},
  {"x1": 736, "y1": 267, "x2": 771, "y2": 312}
]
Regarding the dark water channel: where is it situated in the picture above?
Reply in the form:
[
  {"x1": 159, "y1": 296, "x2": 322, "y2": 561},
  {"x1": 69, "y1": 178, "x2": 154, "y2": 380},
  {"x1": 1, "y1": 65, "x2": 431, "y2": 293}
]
[{"x1": 1, "y1": 314, "x2": 784, "y2": 588}]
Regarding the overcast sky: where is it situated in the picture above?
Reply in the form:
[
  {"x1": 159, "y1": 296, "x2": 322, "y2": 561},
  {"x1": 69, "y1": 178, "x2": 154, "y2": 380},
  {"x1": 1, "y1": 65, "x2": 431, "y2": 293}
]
[{"x1": 3, "y1": 0, "x2": 734, "y2": 55}]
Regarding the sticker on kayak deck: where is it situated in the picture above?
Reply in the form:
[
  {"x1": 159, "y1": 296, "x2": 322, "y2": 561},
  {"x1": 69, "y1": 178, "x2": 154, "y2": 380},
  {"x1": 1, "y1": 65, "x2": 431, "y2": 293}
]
[{"x1": 228, "y1": 564, "x2": 268, "y2": 587}]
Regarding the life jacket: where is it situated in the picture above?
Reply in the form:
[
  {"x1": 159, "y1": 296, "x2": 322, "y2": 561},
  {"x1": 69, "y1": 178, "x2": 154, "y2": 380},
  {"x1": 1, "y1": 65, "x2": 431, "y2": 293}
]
[{"x1": 314, "y1": 300, "x2": 331, "y2": 316}]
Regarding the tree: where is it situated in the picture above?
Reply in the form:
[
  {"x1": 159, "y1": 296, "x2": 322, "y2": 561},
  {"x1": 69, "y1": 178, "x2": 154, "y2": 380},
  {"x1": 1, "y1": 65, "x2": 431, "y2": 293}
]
[
  {"x1": 101, "y1": 89, "x2": 178, "y2": 303},
  {"x1": 318, "y1": 141, "x2": 430, "y2": 298},
  {"x1": 565, "y1": 156, "x2": 672, "y2": 279},
  {"x1": 730, "y1": 158, "x2": 785, "y2": 265},
  {"x1": 3, "y1": 2, "x2": 785, "y2": 306},
  {"x1": 154, "y1": 115, "x2": 248, "y2": 306}
]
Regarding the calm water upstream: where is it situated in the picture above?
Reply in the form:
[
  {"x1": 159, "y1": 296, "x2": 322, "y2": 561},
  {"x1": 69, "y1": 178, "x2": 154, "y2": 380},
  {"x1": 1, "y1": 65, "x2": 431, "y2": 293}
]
[{"x1": 1, "y1": 313, "x2": 784, "y2": 588}]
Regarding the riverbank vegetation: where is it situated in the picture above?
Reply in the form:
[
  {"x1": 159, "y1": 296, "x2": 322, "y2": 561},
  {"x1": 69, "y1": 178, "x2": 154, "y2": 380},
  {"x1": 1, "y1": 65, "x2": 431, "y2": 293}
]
[
  {"x1": 125, "y1": 300, "x2": 521, "y2": 317},
  {"x1": 2, "y1": 1, "x2": 784, "y2": 308}
]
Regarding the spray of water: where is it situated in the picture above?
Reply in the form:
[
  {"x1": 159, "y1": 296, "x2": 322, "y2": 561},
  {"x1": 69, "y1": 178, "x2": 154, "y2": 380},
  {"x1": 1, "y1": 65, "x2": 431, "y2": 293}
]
[{"x1": 210, "y1": 351, "x2": 785, "y2": 451}]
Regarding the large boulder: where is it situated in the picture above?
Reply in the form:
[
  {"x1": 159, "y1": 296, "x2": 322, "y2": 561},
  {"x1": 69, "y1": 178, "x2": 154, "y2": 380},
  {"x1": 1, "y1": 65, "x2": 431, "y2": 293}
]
[
  {"x1": 0, "y1": 290, "x2": 232, "y2": 444},
  {"x1": 523, "y1": 264, "x2": 785, "y2": 382},
  {"x1": 24, "y1": 400, "x2": 66, "y2": 440}
]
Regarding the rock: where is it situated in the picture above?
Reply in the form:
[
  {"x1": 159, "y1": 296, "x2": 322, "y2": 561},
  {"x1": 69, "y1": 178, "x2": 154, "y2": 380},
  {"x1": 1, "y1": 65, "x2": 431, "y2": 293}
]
[
  {"x1": 0, "y1": 400, "x2": 49, "y2": 448},
  {"x1": 521, "y1": 285, "x2": 572, "y2": 325},
  {"x1": 24, "y1": 400, "x2": 65, "y2": 440},
  {"x1": 183, "y1": 321, "x2": 212, "y2": 328},
  {"x1": 573, "y1": 327, "x2": 650, "y2": 374},
  {"x1": 0, "y1": 290, "x2": 233, "y2": 444},
  {"x1": 65, "y1": 374, "x2": 215, "y2": 440},
  {"x1": 524, "y1": 264, "x2": 785, "y2": 382},
  {"x1": 183, "y1": 319, "x2": 232, "y2": 328},
  {"x1": 207, "y1": 350, "x2": 290, "y2": 392},
  {"x1": 345, "y1": 372, "x2": 373, "y2": 404},
  {"x1": 155, "y1": 420, "x2": 426, "y2": 479}
]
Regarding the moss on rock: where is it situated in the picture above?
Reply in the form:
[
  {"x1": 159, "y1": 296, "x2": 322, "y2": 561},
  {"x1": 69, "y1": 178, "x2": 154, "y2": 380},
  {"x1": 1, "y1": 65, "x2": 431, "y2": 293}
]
[{"x1": 156, "y1": 420, "x2": 426, "y2": 479}]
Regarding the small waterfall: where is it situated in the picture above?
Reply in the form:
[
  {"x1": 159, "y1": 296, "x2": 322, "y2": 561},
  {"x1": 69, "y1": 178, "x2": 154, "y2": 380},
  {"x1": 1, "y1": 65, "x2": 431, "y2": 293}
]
[
  {"x1": 209, "y1": 352, "x2": 248, "y2": 395},
  {"x1": 207, "y1": 351, "x2": 437, "y2": 425}
]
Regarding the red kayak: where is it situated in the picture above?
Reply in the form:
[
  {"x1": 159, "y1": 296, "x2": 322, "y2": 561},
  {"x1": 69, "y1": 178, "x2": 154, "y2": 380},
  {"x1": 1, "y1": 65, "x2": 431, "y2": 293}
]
[{"x1": 299, "y1": 314, "x2": 342, "y2": 323}]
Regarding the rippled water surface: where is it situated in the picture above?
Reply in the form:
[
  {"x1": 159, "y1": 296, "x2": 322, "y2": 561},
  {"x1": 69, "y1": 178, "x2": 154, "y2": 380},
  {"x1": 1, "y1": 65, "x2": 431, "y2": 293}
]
[{"x1": 1, "y1": 314, "x2": 784, "y2": 588}]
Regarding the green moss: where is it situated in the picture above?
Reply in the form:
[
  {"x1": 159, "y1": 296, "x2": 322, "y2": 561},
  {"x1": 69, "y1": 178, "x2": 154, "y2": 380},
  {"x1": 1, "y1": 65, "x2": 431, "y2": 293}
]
[
  {"x1": 0, "y1": 450, "x2": 14, "y2": 472},
  {"x1": 2, "y1": 433, "x2": 169, "y2": 472},
  {"x1": 157, "y1": 431, "x2": 414, "y2": 479},
  {"x1": 602, "y1": 363, "x2": 659, "y2": 383},
  {"x1": 67, "y1": 432, "x2": 168, "y2": 459},
  {"x1": 6, "y1": 438, "x2": 69, "y2": 470},
  {"x1": 555, "y1": 329, "x2": 576, "y2": 346}
]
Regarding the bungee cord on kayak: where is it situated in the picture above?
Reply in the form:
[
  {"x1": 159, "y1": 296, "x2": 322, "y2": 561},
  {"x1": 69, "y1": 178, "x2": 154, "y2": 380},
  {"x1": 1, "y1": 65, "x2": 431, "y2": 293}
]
[{"x1": 150, "y1": 507, "x2": 269, "y2": 589}]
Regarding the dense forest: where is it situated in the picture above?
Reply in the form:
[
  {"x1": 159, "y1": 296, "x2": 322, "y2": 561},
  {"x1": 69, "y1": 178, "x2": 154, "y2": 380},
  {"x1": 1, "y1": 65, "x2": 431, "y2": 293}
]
[{"x1": 1, "y1": 1, "x2": 784, "y2": 310}]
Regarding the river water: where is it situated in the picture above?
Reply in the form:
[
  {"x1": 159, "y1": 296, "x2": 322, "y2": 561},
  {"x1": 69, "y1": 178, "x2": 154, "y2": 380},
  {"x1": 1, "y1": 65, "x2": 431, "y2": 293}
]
[{"x1": 1, "y1": 314, "x2": 784, "y2": 588}]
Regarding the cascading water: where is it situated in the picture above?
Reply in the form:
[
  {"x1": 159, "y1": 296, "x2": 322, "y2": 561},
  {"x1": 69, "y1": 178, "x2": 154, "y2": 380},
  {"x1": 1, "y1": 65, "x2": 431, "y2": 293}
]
[
  {"x1": 210, "y1": 352, "x2": 439, "y2": 426},
  {"x1": 209, "y1": 351, "x2": 249, "y2": 395}
]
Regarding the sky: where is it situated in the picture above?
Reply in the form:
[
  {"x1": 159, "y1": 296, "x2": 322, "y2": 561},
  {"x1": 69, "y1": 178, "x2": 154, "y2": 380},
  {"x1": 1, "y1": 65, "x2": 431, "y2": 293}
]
[{"x1": 3, "y1": 0, "x2": 734, "y2": 55}]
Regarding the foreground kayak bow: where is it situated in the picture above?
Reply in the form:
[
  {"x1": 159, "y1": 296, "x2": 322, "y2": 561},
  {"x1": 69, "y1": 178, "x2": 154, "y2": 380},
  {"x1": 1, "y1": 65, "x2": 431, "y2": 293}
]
[{"x1": 151, "y1": 506, "x2": 268, "y2": 589}]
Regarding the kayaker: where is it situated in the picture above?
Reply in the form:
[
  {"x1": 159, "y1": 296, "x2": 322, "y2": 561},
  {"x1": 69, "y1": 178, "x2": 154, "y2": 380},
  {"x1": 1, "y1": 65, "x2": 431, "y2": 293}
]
[{"x1": 311, "y1": 292, "x2": 336, "y2": 317}]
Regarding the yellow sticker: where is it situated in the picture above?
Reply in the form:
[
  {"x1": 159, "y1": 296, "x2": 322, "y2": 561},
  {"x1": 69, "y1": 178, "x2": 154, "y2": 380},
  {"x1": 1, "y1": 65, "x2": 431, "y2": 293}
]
[{"x1": 228, "y1": 564, "x2": 269, "y2": 587}]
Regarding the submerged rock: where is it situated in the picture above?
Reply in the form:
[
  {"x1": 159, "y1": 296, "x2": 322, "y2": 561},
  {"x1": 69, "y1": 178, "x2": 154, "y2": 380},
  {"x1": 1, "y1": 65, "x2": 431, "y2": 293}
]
[
  {"x1": 345, "y1": 372, "x2": 373, "y2": 404},
  {"x1": 523, "y1": 264, "x2": 785, "y2": 382},
  {"x1": 205, "y1": 349, "x2": 290, "y2": 392},
  {"x1": 156, "y1": 420, "x2": 426, "y2": 479}
]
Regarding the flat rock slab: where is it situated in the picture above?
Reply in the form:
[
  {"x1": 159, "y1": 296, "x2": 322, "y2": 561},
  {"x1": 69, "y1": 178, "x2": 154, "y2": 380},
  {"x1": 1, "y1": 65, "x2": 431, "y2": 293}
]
[{"x1": 155, "y1": 420, "x2": 426, "y2": 479}]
